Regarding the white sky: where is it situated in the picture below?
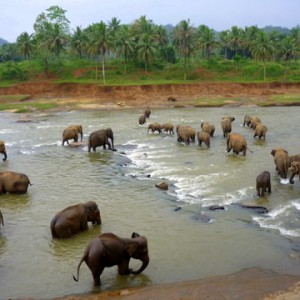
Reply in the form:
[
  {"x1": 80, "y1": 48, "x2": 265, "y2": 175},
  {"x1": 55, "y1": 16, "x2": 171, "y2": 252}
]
[{"x1": 0, "y1": 0, "x2": 299, "y2": 42}]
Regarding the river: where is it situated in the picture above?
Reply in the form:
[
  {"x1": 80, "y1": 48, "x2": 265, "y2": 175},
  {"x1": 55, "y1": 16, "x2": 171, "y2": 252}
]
[{"x1": 1, "y1": 106, "x2": 300, "y2": 299}]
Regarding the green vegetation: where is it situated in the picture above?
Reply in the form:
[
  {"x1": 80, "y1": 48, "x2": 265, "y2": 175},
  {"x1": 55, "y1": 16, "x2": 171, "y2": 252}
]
[{"x1": 0, "y1": 5, "x2": 299, "y2": 85}]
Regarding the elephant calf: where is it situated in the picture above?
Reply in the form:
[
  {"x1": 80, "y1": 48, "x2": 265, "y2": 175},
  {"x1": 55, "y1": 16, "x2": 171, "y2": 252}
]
[
  {"x1": 162, "y1": 123, "x2": 174, "y2": 134},
  {"x1": 0, "y1": 140, "x2": 7, "y2": 161},
  {"x1": 0, "y1": 171, "x2": 32, "y2": 194},
  {"x1": 254, "y1": 123, "x2": 267, "y2": 140},
  {"x1": 221, "y1": 116, "x2": 235, "y2": 138},
  {"x1": 147, "y1": 123, "x2": 162, "y2": 134},
  {"x1": 73, "y1": 232, "x2": 149, "y2": 286},
  {"x1": 201, "y1": 122, "x2": 215, "y2": 137},
  {"x1": 256, "y1": 171, "x2": 271, "y2": 197},
  {"x1": 289, "y1": 161, "x2": 300, "y2": 184},
  {"x1": 50, "y1": 201, "x2": 101, "y2": 239},
  {"x1": 197, "y1": 131, "x2": 210, "y2": 148},
  {"x1": 62, "y1": 125, "x2": 83, "y2": 146}
]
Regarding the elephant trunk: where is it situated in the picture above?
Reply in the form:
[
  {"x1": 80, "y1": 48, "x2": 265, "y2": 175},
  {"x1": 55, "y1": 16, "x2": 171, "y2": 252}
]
[
  {"x1": 2, "y1": 151, "x2": 7, "y2": 161},
  {"x1": 130, "y1": 256, "x2": 149, "y2": 275}
]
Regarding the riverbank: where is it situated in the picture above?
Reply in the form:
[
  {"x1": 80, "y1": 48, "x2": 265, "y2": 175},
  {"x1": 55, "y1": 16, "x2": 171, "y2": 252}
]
[{"x1": 53, "y1": 268, "x2": 300, "y2": 300}]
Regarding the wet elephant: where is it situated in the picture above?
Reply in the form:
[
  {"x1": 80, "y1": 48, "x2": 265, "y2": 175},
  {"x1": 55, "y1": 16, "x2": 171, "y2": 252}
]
[
  {"x1": 147, "y1": 123, "x2": 162, "y2": 134},
  {"x1": 249, "y1": 116, "x2": 261, "y2": 129},
  {"x1": 254, "y1": 123, "x2": 267, "y2": 140},
  {"x1": 138, "y1": 115, "x2": 146, "y2": 125},
  {"x1": 256, "y1": 171, "x2": 271, "y2": 196},
  {"x1": 200, "y1": 122, "x2": 215, "y2": 137},
  {"x1": 162, "y1": 123, "x2": 174, "y2": 134},
  {"x1": 0, "y1": 171, "x2": 32, "y2": 194},
  {"x1": 176, "y1": 125, "x2": 195, "y2": 145},
  {"x1": 0, "y1": 140, "x2": 7, "y2": 161},
  {"x1": 73, "y1": 232, "x2": 149, "y2": 286},
  {"x1": 88, "y1": 128, "x2": 115, "y2": 152},
  {"x1": 50, "y1": 200, "x2": 101, "y2": 239},
  {"x1": 289, "y1": 161, "x2": 300, "y2": 184},
  {"x1": 144, "y1": 107, "x2": 151, "y2": 118},
  {"x1": 270, "y1": 148, "x2": 289, "y2": 179},
  {"x1": 62, "y1": 125, "x2": 83, "y2": 146},
  {"x1": 197, "y1": 131, "x2": 210, "y2": 148},
  {"x1": 226, "y1": 133, "x2": 247, "y2": 156},
  {"x1": 221, "y1": 116, "x2": 235, "y2": 138},
  {"x1": 243, "y1": 115, "x2": 251, "y2": 127}
]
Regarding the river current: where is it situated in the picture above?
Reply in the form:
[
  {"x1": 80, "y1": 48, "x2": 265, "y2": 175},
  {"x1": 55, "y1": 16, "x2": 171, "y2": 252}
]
[{"x1": 1, "y1": 106, "x2": 300, "y2": 298}]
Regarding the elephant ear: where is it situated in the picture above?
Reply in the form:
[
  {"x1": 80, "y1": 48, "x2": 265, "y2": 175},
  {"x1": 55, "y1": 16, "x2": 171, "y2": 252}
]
[
  {"x1": 132, "y1": 232, "x2": 140, "y2": 238},
  {"x1": 125, "y1": 242, "x2": 138, "y2": 256}
]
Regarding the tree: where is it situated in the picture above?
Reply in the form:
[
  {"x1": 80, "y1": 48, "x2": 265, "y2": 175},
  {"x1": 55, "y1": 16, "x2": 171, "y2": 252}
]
[
  {"x1": 115, "y1": 25, "x2": 135, "y2": 74},
  {"x1": 196, "y1": 25, "x2": 217, "y2": 61},
  {"x1": 251, "y1": 31, "x2": 274, "y2": 80},
  {"x1": 173, "y1": 19, "x2": 196, "y2": 80},
  {"x1": 228, "y1": 26, "x2": 244, "y2": 56},
  {"x1": 70, "y1": 26, "x2": 88, "y2": 59},
  {"x1": 281, "y1": 36, "x2": 298, "y2": 79},
  {"x1": 16, "y1": 32, "x2": 35, "y2": 60},
  {"x1": 86, "y1": 22, "x2": 112, "y2": 83}
]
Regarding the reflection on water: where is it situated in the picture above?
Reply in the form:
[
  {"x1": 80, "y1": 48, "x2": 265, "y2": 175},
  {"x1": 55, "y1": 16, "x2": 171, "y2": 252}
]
[{"x1": 1, "y1": 107, "x2": 300, "y2": 298}]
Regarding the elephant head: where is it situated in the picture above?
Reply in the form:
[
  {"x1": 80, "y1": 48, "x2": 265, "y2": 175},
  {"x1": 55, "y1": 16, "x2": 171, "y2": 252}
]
[
  {"x1": 0, "y1": 140, "x2": 7, "y2": 161},
  {"x1": 127, "y1": 232, "x2": 149, "y2": 275},
  {"x1": 289, "y1": 161, "x2": 300, "y2": 184},
  {"x1": 84, "y1": 200, "x2": 101, "y2": 225}
]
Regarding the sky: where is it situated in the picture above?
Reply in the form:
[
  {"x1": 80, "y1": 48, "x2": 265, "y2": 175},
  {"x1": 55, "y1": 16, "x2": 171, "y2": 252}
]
[{"x1": 0, "y1": 0, "x2": 299, "y2": 42}]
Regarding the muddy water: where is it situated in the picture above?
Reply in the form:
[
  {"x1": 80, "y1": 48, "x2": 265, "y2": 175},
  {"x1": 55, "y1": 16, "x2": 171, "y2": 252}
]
[{"x1": 1, "y1": 106, "x2": 300, "y2": 299}]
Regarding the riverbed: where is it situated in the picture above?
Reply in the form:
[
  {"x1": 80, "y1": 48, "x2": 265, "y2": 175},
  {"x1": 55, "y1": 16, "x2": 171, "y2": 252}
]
[{"x1": 1, "y1": 106, "x2": 300, "y2": 299}]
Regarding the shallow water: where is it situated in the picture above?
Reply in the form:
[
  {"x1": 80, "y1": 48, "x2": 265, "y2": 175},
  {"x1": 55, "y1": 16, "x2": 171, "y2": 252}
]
[{"x1": 1, "y1": 106, "x2": 300, "y2": 298}]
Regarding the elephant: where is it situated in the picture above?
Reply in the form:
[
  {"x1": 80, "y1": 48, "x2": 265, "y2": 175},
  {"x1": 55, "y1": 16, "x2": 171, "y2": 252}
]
[
  {"x1": 289, "y1": 161, "x2": 300, "y2": 184},
  {"x1": 256, "y1": 171, "x2": 271, "y2": 196},
  {"x1": 249, "y1": 116, "x2": 261, "y2": 129},
  {"x1": 226, "y1": 133, "x2": 247, "y2": 156},
  {"x1": 243, "y1": 115, "x2": 251, "y2": 127},
  {"x1": 254, "y1": 123, "x2": 267, "y2": 140},
  {"x1": 144, "y1": 107, "x2": 151, "y2": 118},
  {"x1": 176, "y1": 125, "x2": 195, "y2": 145},
  {"x1": 73, "y1": 232, "x2": 149, "y2": 286},
  {"x1": 197, "y1": 131, "x2": 210, "y2": 148},
  {"x1": 0, "y1": 140, "x2": 7, "y2": 161},
  {"x1": 62, "y1": 125, "x2": 83, "y2": 146},
  {"x1": 50, "y1": 200, "x2": 101, "y2": 239},
  {"x1": 0, "y1": 171, "x2": 32, "y2": 194},
  {"x1": 201, "y1": 122, "x2": 215, "y2": 137},
  {"x1": 0, "y1": 210, "x2": 3, "y2": 226},
  {"x1": 270, "y1": 148, "x2": 289, "y2": 179},
  {"x1": 147, "y1": 123, "x2": 162, "y2": 134},
  {"x1": 221, "y1": 116, "x2": 235, "y2": 138},
  {"x1": 138, "y1": 115, "x2": 146, "y2": 125},
  {"x1": 162, "y1": 123, "x2": 174, "y2": 134},
  {"x1": 88, "y1": 128, "x2": 115, "y2": 152}
]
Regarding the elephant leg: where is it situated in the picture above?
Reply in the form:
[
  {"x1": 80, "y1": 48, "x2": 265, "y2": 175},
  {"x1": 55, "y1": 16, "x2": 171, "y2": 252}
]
[
  {"x1": 118, "y1": 260, "x2": 130, "y2": 275},
  {"x1": 290, "y1": 173, "x2": 296, "y2": 184}
]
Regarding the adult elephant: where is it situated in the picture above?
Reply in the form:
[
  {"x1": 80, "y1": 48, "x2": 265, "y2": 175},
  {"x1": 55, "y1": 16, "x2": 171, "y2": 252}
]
[
  {"x1": 221, "y1": 117, "x2": 235, "y2": 138},
  {"x1": 176, "y1": 125, "x2": 193, "y2": 145},
  {"x1": 88, "y1": 128, "x2": 115, "y2": 152},
  {"x1": 73, "y1": 232, "x2": 149, "y2": 286},
  {"x1": 270, "y1": 148, "x2": 289, "y2": 179},
  {"x1": 197, "y1": 131, "x2": 210, "y2": 148},
  {"x1": 254, "y1": 123, "x2": 267, "y2": 140},
  {"x1": 147, "y1": 123, "x2": 162, "y2": 134},
  {"x1": 289, "y1": 161, "x2": 300, "y2": 184},
  {"x1": 201, "y1": 122, "x2": 215, "y2": 137},
  {"x1": 0, "y1": 140, "x2": 7, "y2": 161},
  {"x1": 0, "y1": 171, "x2": 32, "y2": 194},
  {"x1": 256, "y1": 171, "x2": 271, "y2": 196},
  {"x1": 50, "y1": 200, "x2": 101, "y2": 239},
  {"x1": 62, "y1": 125, "x2": 83, "y2": 146},
  {"x1": 226, "y1": 133, "x2": 247, "y2": 156},
  {"x1": 138, "y1": 115, "x2": 146, "y2": 125}
]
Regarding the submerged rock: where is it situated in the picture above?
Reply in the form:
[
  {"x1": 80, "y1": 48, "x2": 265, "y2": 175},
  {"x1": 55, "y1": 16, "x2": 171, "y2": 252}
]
[{"x1": 155, "y1": 181, "x2": 168, "y2": 190}]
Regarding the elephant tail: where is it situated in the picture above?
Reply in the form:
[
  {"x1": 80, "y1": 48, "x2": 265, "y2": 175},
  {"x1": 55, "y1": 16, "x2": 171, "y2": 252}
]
[{"x1": 73, "y1": 254, "x2": 86, "y2": 282}]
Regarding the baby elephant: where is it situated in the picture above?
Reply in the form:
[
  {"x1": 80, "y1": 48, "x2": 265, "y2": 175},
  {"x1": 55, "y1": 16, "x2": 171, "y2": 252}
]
[
  {"x1": 289, "y1": 161, "x2": 300, "y2": 184},
  {"x1": 197, "y1": 131, "x2": 210, "y2": 148},
  {"x1": 73, "y1": 232, "x2": 149, "y2": 286},
  {"x1": 50, "y1": 201, "x2": 101, "y2": 239},
  {"x1": 256, "y1": 171, "x2": 271, "y2": 197},
  {"x1": 0, "y1": 140, "x2": 7, "y2": 161}
]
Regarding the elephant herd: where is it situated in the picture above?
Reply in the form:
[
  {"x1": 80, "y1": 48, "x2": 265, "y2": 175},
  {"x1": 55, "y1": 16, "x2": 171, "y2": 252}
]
[
  {"x1": 143, "y1": 111, "x2": 300, "y2": 197},
  {"x1": 0, "y1": 122, "x2": 149, "y2": 287}
]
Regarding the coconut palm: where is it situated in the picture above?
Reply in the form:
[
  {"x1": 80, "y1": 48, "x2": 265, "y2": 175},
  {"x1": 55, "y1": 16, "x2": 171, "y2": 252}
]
[
  {"x1": 70, "y1": 26, "x2": 87, "y2": 59},
  {"x1": 251, "y1": 31, "x2": 274, "y2": 81},
  {"x1": 16, "y1": 32, "x2": 35, "y2": 60},
  {"x1": 281, "y1": 36, "x2": 298, "y2": 79},
  {"x1": 173, "y1": 19, "x2": 196, "y2": 80},
  {"x1": 196, "y1": 25, "x2": 217, "y2": 61}
]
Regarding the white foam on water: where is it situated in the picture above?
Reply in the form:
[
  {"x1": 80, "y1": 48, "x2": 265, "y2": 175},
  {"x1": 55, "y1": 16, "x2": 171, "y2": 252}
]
[{"x1": 280, "y1": 178, "x2": 290, "y2": 184}]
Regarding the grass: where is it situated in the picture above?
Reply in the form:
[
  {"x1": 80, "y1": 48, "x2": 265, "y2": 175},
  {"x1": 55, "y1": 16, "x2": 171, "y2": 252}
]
[{"x1": 0, "y1": 101, "x2": 57, "y2": 113}]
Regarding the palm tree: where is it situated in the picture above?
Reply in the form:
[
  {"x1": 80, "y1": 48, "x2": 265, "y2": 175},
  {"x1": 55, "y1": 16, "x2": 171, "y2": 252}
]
[
  {"x1": 228, "y1": 26, "x2": 244, "y2": 56},
  {"x1": 219, "y1": 30, "x2": 230, "y2": 59},
  {"x1": 16, "y1": 32, "x2": 35, "y2": 60},
  {"x1": 136, "y1": 33, "x2": 159, "y2": 74},
  {"x1": 86, "y1": 22, "x2": 112, "y2": 83},
  {"x1": 196, "y1": 25, "x2": 217, "y2": 61},
  {"x1": 173, "y1": 19, "x2": 196, "y2": 80},
  {"x1": 251, "y1": 31, "x2": 274, "y2": 81},
  {"x1": 281, "y1": 36, "x2": 298, "y2": 79},
  {"x1": 70, "y1": 26, "x2": 87, "y2": 59},
  {"x1": 115, "y1": 25, "x2": 135, "y2": 75}
]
